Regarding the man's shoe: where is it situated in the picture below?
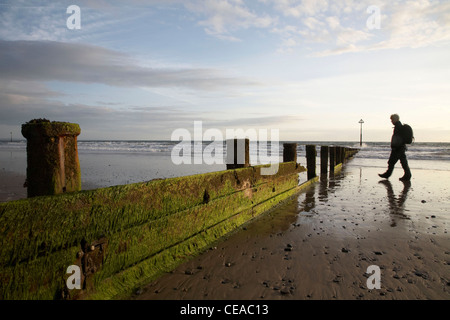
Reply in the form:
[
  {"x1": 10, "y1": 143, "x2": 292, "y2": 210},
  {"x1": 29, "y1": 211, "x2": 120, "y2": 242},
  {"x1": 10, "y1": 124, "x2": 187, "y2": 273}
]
[
  {"x1": 399, "y1": 175, "x2": 411, "y2": 181},
  {"x1": 378, "y1": 172, "x2": 390, "y2": 179}
]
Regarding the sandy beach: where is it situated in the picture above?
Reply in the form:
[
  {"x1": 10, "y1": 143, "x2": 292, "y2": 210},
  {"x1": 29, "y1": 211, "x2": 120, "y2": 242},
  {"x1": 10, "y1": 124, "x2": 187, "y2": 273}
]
[
  {"x1": 130, "y1": 157, "x2": 450, "y2": 300},
  {"x1": 1, "y1": 147, "x2": 449, "y2": 300},
  {"x1": 0, "y1": 170, "x2": 27, "y2": 203}
]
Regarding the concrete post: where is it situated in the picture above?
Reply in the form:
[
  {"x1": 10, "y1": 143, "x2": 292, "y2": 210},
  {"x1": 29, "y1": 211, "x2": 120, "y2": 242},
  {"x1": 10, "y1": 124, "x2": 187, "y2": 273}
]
[
  {"x1": 22, "y1": 119, "x2": 81, "y2": 198},
  {"x1": 320, "y1": 146, "x2": 329, "y2": 175},
  {"x1": 283, "y1": 143, "x2": 297, "y2": 163},
  {"x1": 306, "y1": 145, "x2": 316, "y2": 180},
  {"x1": 226, "y1": 138, "x2": 250, "y2": 170}
]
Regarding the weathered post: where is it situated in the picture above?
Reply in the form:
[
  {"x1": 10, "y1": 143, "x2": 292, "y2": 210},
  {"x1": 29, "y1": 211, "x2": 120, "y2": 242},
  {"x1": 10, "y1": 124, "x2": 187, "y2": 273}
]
[
  {"x1": 335, "y1": 147, "x2": 342, "y2": 165},
  {"x1": 329, "y1": 146, "x2": 336, "y2": 174},
  {"x1": 283, "y1": 143, "x2": 297, "y2": 163},
  {"x1": 341, "y1": 147, "x2": 346, "y2": 163},
  {"x1": 347, "y1": 147, "x2": 356, "y2": 159},
  {"x1": 21, "y1": 119, "x2": 81, "y2": 198},
  {"x1": 320, "y1": 146, "x2": 329, "y2": 175},
  {"x1": 306, "y1": 145, "x2": 316, "y2": 180},
  {"x1": 226, "y1": 138, "x2": 250, "y2": 170}
]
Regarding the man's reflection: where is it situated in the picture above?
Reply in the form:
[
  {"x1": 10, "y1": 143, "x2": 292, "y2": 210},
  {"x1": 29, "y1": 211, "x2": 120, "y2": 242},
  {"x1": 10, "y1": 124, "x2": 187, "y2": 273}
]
[{"x1": 378, "y1": 179, "x2": 411, "y2": 227}]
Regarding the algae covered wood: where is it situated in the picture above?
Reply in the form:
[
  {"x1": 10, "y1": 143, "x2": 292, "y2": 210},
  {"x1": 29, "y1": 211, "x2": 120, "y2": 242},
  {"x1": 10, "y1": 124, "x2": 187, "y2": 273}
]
[
  {"x1": 21, "y1": 119, "x2": 81, "y2": 197},
  {"x1": 0, "y1": 161, "x2": 306, "y2": 300}
]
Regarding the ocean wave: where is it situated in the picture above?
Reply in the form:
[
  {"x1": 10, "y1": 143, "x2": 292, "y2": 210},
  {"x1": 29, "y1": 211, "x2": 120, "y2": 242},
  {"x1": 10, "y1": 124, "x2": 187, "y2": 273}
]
[{"x1": 1, "y1": 140, "x2": 449, "y2": 162}]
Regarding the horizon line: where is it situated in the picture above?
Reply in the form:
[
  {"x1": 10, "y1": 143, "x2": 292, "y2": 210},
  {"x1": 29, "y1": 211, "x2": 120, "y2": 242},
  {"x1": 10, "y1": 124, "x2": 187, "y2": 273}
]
[{"x1": 2, "y1": 139, "x2": 450, "y2": 144}]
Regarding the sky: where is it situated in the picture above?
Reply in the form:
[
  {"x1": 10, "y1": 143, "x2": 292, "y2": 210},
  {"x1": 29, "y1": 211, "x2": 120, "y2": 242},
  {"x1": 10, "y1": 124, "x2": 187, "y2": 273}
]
[{"x1": 0, "y1": 0, "x2": 449, "y2": 142}]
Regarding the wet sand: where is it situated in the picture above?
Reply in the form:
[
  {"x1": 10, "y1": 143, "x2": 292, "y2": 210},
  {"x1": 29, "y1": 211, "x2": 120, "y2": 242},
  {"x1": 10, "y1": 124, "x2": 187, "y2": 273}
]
[
  {"x1": 0, "y1": 170, "x2": 27, "y2": 202},
  {"x1": 131, "y1": 158, "x2": 450, "y2": 300},
  {"x1": 1, "y1": 156, "x2": 449, "y2": 300},
  {"x1": 0, "y1": 151, "x2": 226, "y2": 202}
]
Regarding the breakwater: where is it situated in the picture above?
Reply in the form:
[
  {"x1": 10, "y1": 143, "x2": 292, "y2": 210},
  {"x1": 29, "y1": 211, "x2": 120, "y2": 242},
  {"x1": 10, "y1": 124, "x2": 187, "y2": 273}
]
[{"x1": 0, "y1": 121, "x2": 358, "y2": 300}]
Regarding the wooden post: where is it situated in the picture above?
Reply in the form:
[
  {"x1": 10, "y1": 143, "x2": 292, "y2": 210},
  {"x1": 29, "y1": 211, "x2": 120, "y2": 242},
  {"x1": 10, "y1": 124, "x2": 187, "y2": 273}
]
[
  {"x1": 226, "y1": 138, "x2": 250, "y2": 170},
  {"x1": 341, "y1": 147, "x2": 346, "y2": 163},
  {"x1": 329, "y1": 146, "x2": 336, "y2": 174},
  {"x1": 347, "y1": 148, "x2": 356, "y2": 159},
  {"x1": 21, "y1": 119, "x2": 81, "y2": 198},
  {"x1": 306, "y1": 145, "x2": 316, "y2": 180},
  {"x1": 337, "y1": 147, "x2": 343, "y2": 164},
  {"x1": 334, "y1": 147, "x2": 338, "y2": 165},
  {"x1": 320, "y1": 145, "x2": 329, "y2": 175},
  {"x1": 283, "y1": 143, "x2": 297, "y2": 163}
]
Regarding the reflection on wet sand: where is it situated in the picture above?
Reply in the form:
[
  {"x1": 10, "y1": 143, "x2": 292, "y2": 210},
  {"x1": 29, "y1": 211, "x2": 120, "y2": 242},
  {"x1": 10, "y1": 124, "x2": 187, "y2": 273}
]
[
  {"x1": 318, "y1": 176, "x2": 328, "y2": 202},
  {"x1": 298, "y1": 164, "x2": 412, "y2": 230},
  {"x1": 249, "y1": 168, "x2": 354, "y2": 235},
  {"x1": 378, "y1": 179, "x2": 411, "y2": 227},
  {"x1": 133, "y1": 161, "x2": 450, "y2": 300},
  {"x1": 300, "y1": 185, "x2": 316, "y2": 214},
  {"x1": 298, "y1": 169, "x2": 347, "y2": 215}
]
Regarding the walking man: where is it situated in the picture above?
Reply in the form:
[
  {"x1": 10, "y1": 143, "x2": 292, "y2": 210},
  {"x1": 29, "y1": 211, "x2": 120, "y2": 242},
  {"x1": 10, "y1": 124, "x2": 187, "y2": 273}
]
[{"x1": 379, "y1": 114, "x2": 412, "y2": 181}]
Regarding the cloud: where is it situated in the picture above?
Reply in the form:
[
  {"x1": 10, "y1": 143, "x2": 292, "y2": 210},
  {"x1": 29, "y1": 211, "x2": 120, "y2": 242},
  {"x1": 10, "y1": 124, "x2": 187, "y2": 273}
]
[
  {"x1": 184, "y1": 0, "x2": 276, "y2": 41},
  {"x1": 0, "y1": 0, "x2": 158, "y2": 44},
  {"x1": 375, "y1": 0, "x2": 450, "y2": 49},
  {"x1": 2, "y1": 0, "x2": 449, "y2": 56},
  {"x1": 271, "y1": 0, "x2": 329, "y2": 17},
  {"x1": 0, "y1": 78, "x2": 299, "y2": 140},
  {"x1": 267, "y1": 0, "x2": 450, "y2": 56},
  {"x1": 316, "y1": 0, "x2": 450, "y2": 56},
  {"x1": 0, "y1": 0, "x2": 278, "y2": 43},
  {"x1": 0, "y1": 38, "x2": 264, "y2": 138},
  {"x1": 0, "y1": 40, "x2": 259, "y2": 90},
  {"x1": 186, "y1": 0, "x2": 450, "y2": 53},
  {"x1": 0, "y1": 81, "x2": 202, "y2": 139},
  {"x1": 267, "y1": 0, "x2": 373, "y2": 53}
]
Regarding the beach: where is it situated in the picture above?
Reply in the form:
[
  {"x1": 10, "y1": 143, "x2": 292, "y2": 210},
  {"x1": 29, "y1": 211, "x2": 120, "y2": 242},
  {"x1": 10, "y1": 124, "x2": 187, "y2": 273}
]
[
  {"x1": 0, "y1": 142, "x2": 449, "y2": 300},
  {"x1": 130, "y1": 156, "x2": 450, "y2": 300}
]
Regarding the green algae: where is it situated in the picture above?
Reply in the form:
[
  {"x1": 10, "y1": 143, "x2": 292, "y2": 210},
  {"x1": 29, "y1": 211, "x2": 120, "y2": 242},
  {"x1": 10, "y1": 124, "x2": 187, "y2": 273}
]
[{"x1": 0, "y1": 161, "x2": 311, "y2": 300}]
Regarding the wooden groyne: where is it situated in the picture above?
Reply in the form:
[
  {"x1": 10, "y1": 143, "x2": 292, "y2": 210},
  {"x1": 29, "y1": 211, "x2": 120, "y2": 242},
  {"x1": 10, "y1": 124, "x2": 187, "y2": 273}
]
[
  {"x1": 305, "y1": 144, "x2": 359, "y2": 178},
  {"x1": 0, "y1": 121, "x2": 358, "y2": 300}
]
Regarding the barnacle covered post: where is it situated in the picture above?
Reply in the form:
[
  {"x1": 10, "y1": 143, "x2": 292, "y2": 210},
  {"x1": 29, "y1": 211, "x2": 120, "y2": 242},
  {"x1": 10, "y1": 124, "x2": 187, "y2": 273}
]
[{"x1": 21, "y1": 119, "x2": 81, "y2": 198}]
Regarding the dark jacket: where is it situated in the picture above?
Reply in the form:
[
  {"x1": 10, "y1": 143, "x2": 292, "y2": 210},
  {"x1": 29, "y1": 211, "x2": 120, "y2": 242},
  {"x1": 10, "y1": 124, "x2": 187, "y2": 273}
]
[{"x1": 391, "y1": 121, "x2": 405, "y2": 149}]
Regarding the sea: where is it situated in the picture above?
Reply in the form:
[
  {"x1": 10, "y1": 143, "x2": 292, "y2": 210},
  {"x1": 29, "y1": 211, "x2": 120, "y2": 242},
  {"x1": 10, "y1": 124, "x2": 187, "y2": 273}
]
[{"x1": 1, "y1": 140, "x2": 449, "y2": 190}]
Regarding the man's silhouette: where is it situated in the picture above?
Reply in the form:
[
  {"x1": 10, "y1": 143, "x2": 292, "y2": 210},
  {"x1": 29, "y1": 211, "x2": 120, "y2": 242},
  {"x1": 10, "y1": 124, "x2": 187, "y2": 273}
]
[{"x1": 379, "y1": 114, "x2": 412, "y2": 181}]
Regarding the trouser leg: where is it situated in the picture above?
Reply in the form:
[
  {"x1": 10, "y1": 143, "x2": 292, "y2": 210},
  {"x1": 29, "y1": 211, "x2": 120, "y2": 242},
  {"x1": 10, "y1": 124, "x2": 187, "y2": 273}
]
[
  {"x1": 385, "y1": 150, "x2": 399, "y2": 177},
  {"x1": 399, "y1": 150, "x2": 411, "y2": 178}
]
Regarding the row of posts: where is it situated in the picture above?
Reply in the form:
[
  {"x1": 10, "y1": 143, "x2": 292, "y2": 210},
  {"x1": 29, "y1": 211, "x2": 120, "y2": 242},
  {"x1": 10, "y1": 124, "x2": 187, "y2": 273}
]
[
  {"x1": 304, "y1": 144, "x2": 359, "y2": 180},
  {"x1": 226, "y1": 140, "x2": 358, "y2": 180},
  {"x1": 21, "y1": 120, "x2": 358, "y2": 198}
]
